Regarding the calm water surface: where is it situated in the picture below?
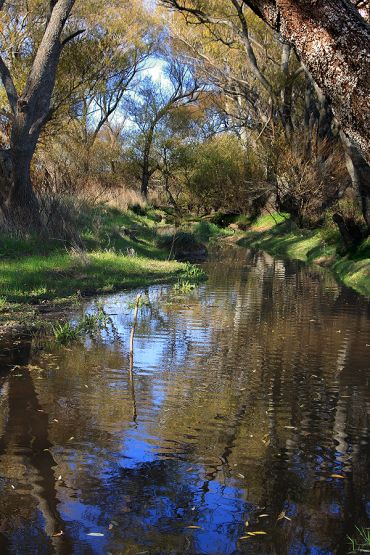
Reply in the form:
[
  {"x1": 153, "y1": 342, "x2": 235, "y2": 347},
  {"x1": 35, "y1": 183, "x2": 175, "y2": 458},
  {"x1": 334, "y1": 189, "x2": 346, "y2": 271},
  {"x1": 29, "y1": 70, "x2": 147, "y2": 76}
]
[{"x1": 0, "y1": 245, "x2": 369, "y2": 554}]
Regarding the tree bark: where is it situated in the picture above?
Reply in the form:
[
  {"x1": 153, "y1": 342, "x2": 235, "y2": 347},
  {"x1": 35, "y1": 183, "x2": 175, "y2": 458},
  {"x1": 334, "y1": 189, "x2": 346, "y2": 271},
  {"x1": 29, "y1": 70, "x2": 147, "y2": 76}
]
[
  {"x1": 0, "y1": 0, "x2": 77, "y2": 228},
  {"x1": 340, "y1": 131, "x2": 370, "y2": 230},
  {"x1": 141, "y1": 128, "x2": 155, "y2": 198},
  {"x1": 242, "y1": 0, "x2": 370, "y2": 162}
]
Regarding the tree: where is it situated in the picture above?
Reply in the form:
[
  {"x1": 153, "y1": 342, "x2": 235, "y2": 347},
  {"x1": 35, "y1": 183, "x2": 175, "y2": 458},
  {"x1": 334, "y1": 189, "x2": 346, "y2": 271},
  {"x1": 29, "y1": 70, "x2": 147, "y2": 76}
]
[
  {"x1": 164, "y1": 0, "x2": 369, "y2": 160},
  {"x1": 0, "y1": 0, "x2": 80, "y2": 226},
  {"x1": 125, "y1": 60, "x2": 201, "y2": 197},
  {"x1": 162, "y1": 0, "x2": 370, "y2": 230}
]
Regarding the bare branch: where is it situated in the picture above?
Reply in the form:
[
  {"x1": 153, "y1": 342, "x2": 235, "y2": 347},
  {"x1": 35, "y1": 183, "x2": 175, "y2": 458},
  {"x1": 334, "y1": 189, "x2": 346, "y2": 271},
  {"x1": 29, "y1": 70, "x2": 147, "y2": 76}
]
[
  {"x1": 61, "y1": 28, "x2": 85, "y2": 46},
  {"x1": 0, "y1": 56, "x2": 18, "y2": 113}
]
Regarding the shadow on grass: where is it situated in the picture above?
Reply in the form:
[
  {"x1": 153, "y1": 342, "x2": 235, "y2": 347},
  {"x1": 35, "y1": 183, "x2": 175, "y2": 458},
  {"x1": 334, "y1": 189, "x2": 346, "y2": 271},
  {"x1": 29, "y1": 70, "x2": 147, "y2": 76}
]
[{"x1": 237, "y1": 221, "x2": 317, "y2": 260}]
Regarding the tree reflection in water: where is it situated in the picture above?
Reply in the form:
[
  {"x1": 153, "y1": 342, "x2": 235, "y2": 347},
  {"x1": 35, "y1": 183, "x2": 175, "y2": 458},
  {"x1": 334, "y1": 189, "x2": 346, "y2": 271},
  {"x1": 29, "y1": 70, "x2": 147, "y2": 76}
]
[{"x1": 0, "y1": 246, "x2": 369, "y2": 554}]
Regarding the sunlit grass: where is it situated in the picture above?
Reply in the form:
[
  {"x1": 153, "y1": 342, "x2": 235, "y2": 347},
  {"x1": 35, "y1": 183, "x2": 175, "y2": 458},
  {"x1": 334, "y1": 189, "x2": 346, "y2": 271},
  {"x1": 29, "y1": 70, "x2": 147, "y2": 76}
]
[{"x1": 0, "y1": 205, "x2": 202, "y2": 306}]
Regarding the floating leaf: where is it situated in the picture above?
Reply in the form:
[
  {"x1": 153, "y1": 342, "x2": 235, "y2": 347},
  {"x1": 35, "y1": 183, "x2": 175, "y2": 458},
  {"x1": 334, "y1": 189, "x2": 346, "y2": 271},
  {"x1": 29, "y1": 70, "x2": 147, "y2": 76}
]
[
  {"x1": 253, "y1": 531, "x2": 267, "y2": 535},
  {"x1": 239, "y1": 536, "x2": 251, "y2": 540},
  {"x1": 245, "y1": 521, "x2": 249, "y2": 527},
  {"x1": 87, "y1": 532, "x2": 105, "y2": 537},
  {"x1": 330, "y1": 474, "x2": 345, "y2": 479},
  {"x1": 259, "y1": 514, "x2": 269, "y2": 518},
  {"x1": 186, "y1": 525, "x2": 202, "y2": 529}
]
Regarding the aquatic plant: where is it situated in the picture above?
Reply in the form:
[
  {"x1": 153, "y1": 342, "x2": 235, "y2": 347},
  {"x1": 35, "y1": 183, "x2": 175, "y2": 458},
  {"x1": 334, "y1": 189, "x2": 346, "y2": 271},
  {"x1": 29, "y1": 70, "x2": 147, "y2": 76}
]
[
  {"x1": 181, "y1": 262, "x2": 207, "y2": 282},
  {"x1": 53, "y1": 322, "x2": 80, "y2": 345},
  {"x1": 347, "y1": 527, "x2": 370, "y2": 553},
  {"x1": 173, "y1": 280, "x2": 196, "y2": 294},
  {"x1": 128, "y1": 295, "x2": 150, "y2": 309},
  {"x1": 53, "y1": 305, "x2": 113, "y2": 345}
]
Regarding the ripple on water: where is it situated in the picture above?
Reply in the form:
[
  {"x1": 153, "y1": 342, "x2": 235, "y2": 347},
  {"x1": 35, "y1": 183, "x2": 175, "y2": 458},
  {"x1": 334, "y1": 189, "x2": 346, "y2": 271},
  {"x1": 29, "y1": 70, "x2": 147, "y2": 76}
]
[{"x1": 0, "y1": 247, "x2": 369, "y2": 554}]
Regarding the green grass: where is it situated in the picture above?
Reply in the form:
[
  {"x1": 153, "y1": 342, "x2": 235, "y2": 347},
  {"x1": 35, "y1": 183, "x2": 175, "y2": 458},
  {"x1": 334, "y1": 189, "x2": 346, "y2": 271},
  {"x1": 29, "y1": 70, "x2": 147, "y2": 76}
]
[
  {"x1": 53, "y1": 305, "x2": 114, "y2": 345},
  {"x1": 193, "y1": 220, "x2": 233, "y2": 242},
  {"x1": 238, "y1": 215, "x2": 370, "y2": 297},
  {"x1": 0, "y1": 205, "x2": 203, "y2": 310},
  {"x1": 347, "y1": 526, "x2": 370, "y2": 553}
]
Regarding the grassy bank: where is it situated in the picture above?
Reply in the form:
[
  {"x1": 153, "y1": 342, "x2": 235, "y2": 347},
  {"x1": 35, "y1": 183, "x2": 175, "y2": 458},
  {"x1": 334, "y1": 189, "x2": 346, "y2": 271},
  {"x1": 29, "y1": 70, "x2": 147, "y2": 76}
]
[
  {"x1": 238, "y1": 213, "x2": 370, "y2": 297},
  {"x1": 0, "y1": 204, "x2": 206, "y2": 330}
]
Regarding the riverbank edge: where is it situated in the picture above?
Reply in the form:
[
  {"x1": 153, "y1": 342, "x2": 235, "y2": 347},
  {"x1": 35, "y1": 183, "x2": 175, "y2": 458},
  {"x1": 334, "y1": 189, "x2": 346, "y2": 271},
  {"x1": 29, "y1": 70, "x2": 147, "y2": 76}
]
[
  {"x1": 237, "y1": 219, "x2": 370, "y2": 298},
  {"x1": 0, "y1": 270, "x2": 195, "y2": 339},
  {"x1": 0, "y1": 206, "x2": 210, "y2": 336}
]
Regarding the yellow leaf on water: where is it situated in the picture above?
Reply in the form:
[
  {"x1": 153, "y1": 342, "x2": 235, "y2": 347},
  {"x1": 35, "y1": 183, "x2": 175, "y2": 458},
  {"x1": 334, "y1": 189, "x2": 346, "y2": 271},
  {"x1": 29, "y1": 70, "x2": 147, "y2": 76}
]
[
  {"x1": 239, "y1": 536, "x2": 251, "y2": 540},
  {"x1": 330, "y1": 474, "x2": 345, "y2": 479},
  {"x1": 252, "y1": 531, "x2": 267, "y2": 535},
  {"x1": 245, "y1": 521, "x2": 249, "y2": 527},
  {"x1": 186, "y1": 525, "x2": 202, "y2": 529}
]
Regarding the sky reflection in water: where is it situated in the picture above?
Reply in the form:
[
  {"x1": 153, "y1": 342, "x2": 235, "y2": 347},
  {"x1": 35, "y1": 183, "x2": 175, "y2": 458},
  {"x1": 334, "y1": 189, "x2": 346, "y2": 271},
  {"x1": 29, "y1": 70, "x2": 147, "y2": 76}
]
[{"x1": 0, "y1": 246, "x2": 369, "y2": 554}]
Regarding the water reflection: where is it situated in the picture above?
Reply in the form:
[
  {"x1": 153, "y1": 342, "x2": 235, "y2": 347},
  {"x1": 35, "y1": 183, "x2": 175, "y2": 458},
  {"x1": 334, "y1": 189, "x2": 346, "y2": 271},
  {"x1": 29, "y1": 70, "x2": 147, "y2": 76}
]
[{"x1": 0, "y1": 246, "x2": 369, "y2": 554}]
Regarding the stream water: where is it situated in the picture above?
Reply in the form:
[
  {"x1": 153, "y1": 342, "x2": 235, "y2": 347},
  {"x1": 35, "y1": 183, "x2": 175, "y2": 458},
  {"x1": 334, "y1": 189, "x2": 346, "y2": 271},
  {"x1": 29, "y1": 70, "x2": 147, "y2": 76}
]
[{"x1": 0, "y1": 244, "x2": 369, "y2": 554}]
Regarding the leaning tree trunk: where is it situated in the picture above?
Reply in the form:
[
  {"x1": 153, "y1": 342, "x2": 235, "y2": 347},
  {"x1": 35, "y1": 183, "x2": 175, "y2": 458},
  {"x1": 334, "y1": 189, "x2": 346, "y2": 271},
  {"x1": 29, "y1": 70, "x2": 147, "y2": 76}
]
[
  {"x1": 340, "y1": 131, "x2": 370, "y2": 231},
  {"x1": 242, "y1": 0, "x2": 370, "y2": 162}
]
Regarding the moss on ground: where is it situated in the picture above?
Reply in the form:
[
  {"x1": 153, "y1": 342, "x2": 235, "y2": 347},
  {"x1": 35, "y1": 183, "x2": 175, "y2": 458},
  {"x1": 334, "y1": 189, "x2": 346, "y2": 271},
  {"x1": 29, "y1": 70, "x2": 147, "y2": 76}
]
[{"x1": 238, "y1": 216, "x2": 370, "y2": 297}]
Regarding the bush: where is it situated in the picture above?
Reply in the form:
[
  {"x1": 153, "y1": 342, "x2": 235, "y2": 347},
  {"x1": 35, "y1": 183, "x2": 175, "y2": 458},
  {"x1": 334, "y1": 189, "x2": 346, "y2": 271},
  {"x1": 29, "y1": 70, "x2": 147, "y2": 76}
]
[{"x1": 193, "y1": 221, "x2": 223, "y2": 242}]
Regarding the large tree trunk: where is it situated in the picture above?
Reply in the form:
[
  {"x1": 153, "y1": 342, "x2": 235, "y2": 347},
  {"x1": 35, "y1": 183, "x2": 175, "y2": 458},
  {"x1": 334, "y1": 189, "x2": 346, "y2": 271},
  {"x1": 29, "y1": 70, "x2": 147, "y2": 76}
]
[
  {"x1": 242, "y1": 0, "x2": 370, "y2": 162},
  {"x1": 340, "y1": 131, "x2": 370, "y2": 230},
  {"x1": 0, "y1": 0, "x2": 77, "y2": 229}
]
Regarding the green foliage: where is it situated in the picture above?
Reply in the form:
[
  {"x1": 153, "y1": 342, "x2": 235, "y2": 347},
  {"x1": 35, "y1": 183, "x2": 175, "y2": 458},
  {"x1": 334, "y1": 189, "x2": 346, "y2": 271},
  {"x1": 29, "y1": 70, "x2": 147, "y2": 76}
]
[
  {"x1": 127, "y1": 295, "x2": 151, "y2": 309},
  {"x1": 173, "y1": 280, "x2": 196, "y2": 294},
  {"x1": 250, "y1": 212, "x2": 290, "y2": 230},
  {"x1": 193, "y1": 221, "x2": 232, "y2": 242},
  {"x1": 181, "y1": 262, "x2": 207, "y2": 281},
  {"x1": 53, "y1": 322, "x2": 80, "y2": 345},
  {"x1": 347, "y1": 527, "x2": 370, "y2": 553},
  {"x1": 186, "y1": 134, "x2": 249, "y2": 212},
  {"x1": 53, "y1": 306, "x2": 113, "y2": 345}
]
